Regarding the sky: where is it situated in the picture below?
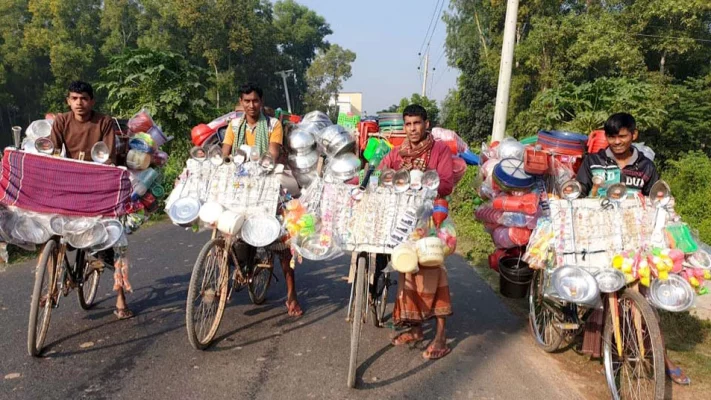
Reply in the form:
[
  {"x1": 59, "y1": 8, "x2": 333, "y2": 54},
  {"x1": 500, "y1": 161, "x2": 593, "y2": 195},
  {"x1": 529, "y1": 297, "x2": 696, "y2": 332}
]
[{"x1": 286, "y1": 0, "x2": 459, "y2": 114}]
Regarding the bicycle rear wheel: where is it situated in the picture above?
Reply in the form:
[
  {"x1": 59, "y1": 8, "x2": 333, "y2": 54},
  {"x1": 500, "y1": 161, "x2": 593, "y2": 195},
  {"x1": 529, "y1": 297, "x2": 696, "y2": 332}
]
[
  {"x1": 27, "y1": 240, "x2": 59, "y2": 357},
  {"x1": 603, "y1": 289, "x2": 664, "y2": 400},
  {"x1": 77, "y1": 250, "x2": 100, "y2": 310},
  {"x1": 186, "y1": 238, "x2": 230, "y2": 350},
  {"x1": 528, "y1": 269, "x2": 563, "y2": 352},
  {"x1": 347, "y1": 255, "x2": 367, "y2": 388}
]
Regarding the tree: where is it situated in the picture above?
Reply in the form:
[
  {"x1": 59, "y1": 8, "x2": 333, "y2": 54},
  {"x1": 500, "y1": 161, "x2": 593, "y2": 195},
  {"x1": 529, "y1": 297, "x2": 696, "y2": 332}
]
[
  {"x1": 304, "y1": 44, "x2": 356, "y2": 119},
  {"x1": 273, "y1": 0, "x2": 332, "y2": 113},
  {"x1": 378, "y1": 104, "x2": 399, "y2": 113},
  {"x1": 396, "y1": 94, "x2": 441, "y2": 127},
  {"x1": 97, "y1": 48, "x2": 209, "y2": 136}
]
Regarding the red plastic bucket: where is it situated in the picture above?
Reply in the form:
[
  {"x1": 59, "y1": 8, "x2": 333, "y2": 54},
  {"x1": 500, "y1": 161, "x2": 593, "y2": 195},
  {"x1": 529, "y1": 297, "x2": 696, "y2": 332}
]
[{"x1": 588, "y1": 130, "x2": 608, "y2": 154}]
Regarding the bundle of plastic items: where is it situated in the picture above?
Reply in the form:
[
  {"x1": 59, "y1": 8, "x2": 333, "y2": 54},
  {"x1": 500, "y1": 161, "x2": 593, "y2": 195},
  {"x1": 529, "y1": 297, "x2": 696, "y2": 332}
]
[
  {"x1": 391, "y1": 199, "x2": 457, "y2": 273},
  {"x1": 122, "y1": 109, "x2": 171, "y2": 233},
  {"x1": 474, "y1": 138, "x2": 540, "y2": 256},
  {"x1": 430, "y1": 127, "x2": 475, "y2": 183},
  {"x1": 282, "y1": 198, "x2": 341, "y2": 262}
]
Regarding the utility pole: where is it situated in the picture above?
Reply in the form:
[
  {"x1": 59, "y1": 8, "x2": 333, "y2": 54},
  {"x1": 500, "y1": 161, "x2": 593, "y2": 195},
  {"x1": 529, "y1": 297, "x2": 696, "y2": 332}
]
[
  {"x1": 421, "y1": 51, "x2": 429, "y2": 97},
  {"x1": 491, "y1": 0, "x2": 519, "y2": 143},
  {"x1": 275, "y1": 70, "x2": 294, "y2": 113}
]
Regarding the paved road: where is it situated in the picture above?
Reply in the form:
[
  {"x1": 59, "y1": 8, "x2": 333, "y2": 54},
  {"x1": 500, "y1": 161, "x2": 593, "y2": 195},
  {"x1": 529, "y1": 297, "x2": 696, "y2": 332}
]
[{"x1": 0, "y1": 222, "x2": 589, "y2": 400}]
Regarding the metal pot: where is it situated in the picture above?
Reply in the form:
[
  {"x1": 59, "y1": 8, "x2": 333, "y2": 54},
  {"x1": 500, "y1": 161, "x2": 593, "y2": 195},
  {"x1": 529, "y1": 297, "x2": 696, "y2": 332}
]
[
  {"x1": 327, "y1": 153, "x2": 361, "y2": 181},
  {"x1": 324, "y1": 131, "x2": 355, "y2": 157},
  {"x1": 288, "y1": 150, "x2": 319, "y2": 174},
  {"x1": 288, "y1": 128, "x2": 316, "y2": 155}
]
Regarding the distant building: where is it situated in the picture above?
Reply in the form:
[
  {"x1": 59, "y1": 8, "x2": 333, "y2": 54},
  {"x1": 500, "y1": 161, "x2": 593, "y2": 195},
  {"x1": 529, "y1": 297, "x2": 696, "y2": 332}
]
[{"x1": 329, "y1": 92, "x2": 363, "y2": 116}]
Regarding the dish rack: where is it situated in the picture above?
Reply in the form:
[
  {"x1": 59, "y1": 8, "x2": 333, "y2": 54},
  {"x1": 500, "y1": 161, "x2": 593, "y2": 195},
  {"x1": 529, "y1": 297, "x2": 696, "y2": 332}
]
[
  {"x1": 169, "y1": 160, "x2": 281, "y2": 216},
  {"x1": 316, "y1": 182, "x2": 424, "y2": 254}
]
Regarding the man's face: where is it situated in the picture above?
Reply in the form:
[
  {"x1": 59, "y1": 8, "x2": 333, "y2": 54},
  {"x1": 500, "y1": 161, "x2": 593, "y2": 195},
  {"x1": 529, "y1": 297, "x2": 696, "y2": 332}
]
[
  {"x1": 240, "y1": 91, "x2": 262, "y2": 119},
  {"x1": 67, "y1": 92, "x2": 94, "y2": 117},
  {"x1": 404, "y1": 115, "x2": 429, "y2": 144},
  {"x1": 606, "y1": 128, "x2": 637, "y2": 156}
]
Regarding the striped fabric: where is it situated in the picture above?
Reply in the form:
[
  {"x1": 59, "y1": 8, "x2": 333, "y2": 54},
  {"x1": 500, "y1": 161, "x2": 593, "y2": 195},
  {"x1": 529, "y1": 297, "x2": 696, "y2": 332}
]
[{"x1": 0, "y1": 149, "x2": 131, "y2": 217}]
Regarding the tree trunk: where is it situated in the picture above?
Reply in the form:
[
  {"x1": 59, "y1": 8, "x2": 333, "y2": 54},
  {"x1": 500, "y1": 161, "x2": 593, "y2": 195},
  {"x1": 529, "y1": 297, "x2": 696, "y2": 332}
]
[
  {"x1": 474, "y1": 8, "x2": 489, "y2": 59},
  {"x1": 660, "y1": 51, "x2": 667, "y2": 75},
  {"x1": 213, "y1": 61, "x2": 220, "y2": 109}
]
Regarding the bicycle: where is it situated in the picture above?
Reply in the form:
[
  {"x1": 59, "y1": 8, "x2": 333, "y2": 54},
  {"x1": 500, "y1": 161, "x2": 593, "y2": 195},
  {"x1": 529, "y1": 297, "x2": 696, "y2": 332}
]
[
  {"x1": 185, "y1": 229, "x2": 274, "y2": 350},
  {"x1": 528, "y1": 183, "x2": 665, "y2": 400},
  {"x1": 27, "y1": 237, "x2": 104, "y2": 357}
]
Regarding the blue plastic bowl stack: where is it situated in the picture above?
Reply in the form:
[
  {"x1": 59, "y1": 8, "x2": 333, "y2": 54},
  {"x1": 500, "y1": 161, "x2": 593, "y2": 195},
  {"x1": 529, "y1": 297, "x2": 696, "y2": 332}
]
[
  {"x1": 493, "y1": 158, "x2": 535, "y2": 191},
  {"x1": 537, "y1": 130, "x2": 588, "y2": 156}
]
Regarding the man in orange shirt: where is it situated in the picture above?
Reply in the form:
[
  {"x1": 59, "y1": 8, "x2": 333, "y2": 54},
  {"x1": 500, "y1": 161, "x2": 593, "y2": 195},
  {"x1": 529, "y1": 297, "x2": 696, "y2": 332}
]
[{"x1": 221, "y1": 83, "x2": 303, "y2": 317}]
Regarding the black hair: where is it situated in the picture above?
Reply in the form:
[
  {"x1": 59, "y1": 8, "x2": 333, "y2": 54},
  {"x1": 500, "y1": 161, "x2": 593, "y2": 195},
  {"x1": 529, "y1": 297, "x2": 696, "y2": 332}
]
[
  {"x1": 402, "y1": 104, "x2": 428, "y2": 121},
  {"x1": 68, "y1": 80, "x2": 94, "y2": 99},
  {"x1": 238, "y1": 83, "x2": 263, "y2": 99},
  {"x1": 604, "y1": 113, "x2": 636, "y2": 137}
]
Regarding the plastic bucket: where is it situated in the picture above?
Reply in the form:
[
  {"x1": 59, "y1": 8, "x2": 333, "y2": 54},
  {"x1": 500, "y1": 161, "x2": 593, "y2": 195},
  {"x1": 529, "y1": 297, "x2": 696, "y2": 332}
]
[{"x1": 498, "y1": 256, "x2": 533, "y2": 298}]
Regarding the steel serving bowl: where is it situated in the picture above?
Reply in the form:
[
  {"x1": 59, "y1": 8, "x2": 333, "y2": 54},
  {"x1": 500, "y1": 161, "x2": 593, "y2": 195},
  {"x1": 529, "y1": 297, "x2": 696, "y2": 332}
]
[
  {"x1": 241, "y1": 215, "x2": 281, "y2": 247},
  {"x1": 66, "y1": 223, "x2": 108, "y2": 249},
  {"x1": 288, "y1": 150, "x2": 319, "y2": 174},
  {"x1": 288, "y1": 128, "x2": 317, "y2": 154},
  {"x1": 327, "y1": 153, "x2": 361, "y2": 181},
  {"x1": 551, "y1": 265, "x2": 600, "y2": 305},
  {"x1": 647, "y1": 274, "x2": 695, "y2": 313},
  {"x1": 168, "y1": 197, "x2": 201, "y2": 226},
  {"x1": 594, "y1": 268, "x2": 626, "y2": 293},
  {"x1": 91, "y1": 219, "x2": 125, "y2": 252}
]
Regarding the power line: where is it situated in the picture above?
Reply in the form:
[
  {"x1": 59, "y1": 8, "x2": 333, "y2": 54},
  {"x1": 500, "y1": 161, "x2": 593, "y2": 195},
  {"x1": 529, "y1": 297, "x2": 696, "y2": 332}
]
[
  {"x1": 423, "y1": 0, "x2": 446, "y2": 56},
  {"x1": 417, "y1": 0, "x2": 443, "y2": 64},
  {"x1": 635, "y1": 33, "x2": 711, "y2": 44}
]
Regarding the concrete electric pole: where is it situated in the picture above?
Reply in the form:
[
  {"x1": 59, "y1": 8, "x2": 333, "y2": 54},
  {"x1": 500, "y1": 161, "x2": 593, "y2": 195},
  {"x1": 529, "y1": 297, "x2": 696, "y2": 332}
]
[
  {"x1": 275, "y1": 70, "x2": 294, "y2": 114},
  {"x1": 491, "y1": 0, "x2": 519, "y2": 143},
  {"x1": 421, "y1": 51, "x2": 430, "y2": 97}
]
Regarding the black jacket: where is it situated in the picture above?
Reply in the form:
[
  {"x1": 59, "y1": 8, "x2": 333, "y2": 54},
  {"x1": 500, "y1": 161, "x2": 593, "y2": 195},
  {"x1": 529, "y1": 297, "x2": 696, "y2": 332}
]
[{"x1": 576, "y1": 148, "x2": 659, "y2": 197}]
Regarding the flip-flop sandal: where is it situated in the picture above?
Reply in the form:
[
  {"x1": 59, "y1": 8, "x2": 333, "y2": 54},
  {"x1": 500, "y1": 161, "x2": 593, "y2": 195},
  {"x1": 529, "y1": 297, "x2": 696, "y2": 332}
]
[
  {"x1": 422, "y1": 345, "x2": 451, "y2": 360},
  {"x1": 114, "y1": 308, "x2": 134, "y2": 320},
  {"x1": 391, "y1": 332, "x2": 424, "y2": 346},
  {"x1": 666, "y1": 367, "x2": 691, "y2": 386}
]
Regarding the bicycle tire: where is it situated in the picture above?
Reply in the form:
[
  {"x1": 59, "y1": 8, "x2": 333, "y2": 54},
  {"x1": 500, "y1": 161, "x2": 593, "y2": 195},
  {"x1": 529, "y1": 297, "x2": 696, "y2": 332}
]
[
  {"x1": 347, "y1": 256, "x2": 366, "y2": 388},
  {"x1": 371, "y1": 272, "x2": 389, "y2": 328},
  {"x1": 27, "y1": 240, "x2": 58, "y2": 357},
  {"x1": 186, "y1": 238, "x2": 230, "y2": 350},
  {"x1": 603, "y1": 289, "x2": 665, "y2": 400},
  {"x1": 528, "y1": 269, "x2": 563, "y2": 352},
  {"x1": 248, "y1": 260, "x2": 272, "y2": 306},
  {"x1": 77, "y1": 250, "x2": 100, "y2": 310}
]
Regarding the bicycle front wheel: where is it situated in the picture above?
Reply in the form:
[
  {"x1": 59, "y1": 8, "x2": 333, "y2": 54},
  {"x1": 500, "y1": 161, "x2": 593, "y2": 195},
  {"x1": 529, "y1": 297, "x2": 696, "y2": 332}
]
[
  {"x1": 186, "y1": 237, "x2": 230, "y2": 350},
  {"x1": 27, "y1": 240, "x2": 59, "y2": 357},
  {"x1": 347, "y1": 255, "x2": 367, "y2": 388},
  {"x1": 603, "y1": 289, "x2": 665, "y2": 400}
]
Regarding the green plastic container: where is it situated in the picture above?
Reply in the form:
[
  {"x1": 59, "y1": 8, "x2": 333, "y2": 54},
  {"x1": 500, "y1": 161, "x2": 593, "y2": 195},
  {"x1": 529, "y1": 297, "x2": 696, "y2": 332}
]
[{"x1": 520, "y1": 136, "x2": 537, "y2": 145}]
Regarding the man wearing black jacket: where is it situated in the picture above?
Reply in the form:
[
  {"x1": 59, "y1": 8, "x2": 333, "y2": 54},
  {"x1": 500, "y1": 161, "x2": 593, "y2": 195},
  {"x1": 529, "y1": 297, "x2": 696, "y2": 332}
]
[{"x1": 576, "y1": 113, "x2": 659, "y2": 197}]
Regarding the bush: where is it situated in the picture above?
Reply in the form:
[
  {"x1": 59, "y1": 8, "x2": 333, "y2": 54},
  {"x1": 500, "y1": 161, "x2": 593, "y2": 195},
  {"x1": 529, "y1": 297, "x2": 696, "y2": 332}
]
[
  {"x1": 450, "y1": 167, "x2": 494, "y2": 264},
  {"x1": 662, "y1": 151, "x2": 711, "y2": 244}
]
